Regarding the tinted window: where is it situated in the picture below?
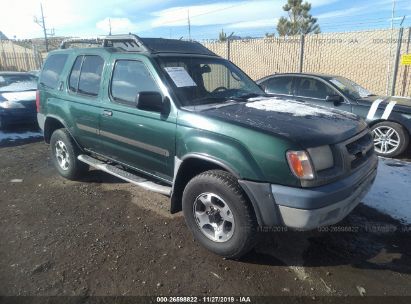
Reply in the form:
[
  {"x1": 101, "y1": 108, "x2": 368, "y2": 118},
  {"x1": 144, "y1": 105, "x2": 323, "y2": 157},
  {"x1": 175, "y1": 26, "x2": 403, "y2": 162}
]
[
  {"x1": 69, "y1": 56, "x2": 83, "y2": 92},
  {"x1": 78, "y1": 55, "x2": 104, "y2": 97},
  {"x1": 157, "y1": 57, "x2": 263, "y2": 107},
  {"x1": 111, "y1": 60, "x2": 160, "y2": 104},
  {"x1": 261, "y1": 77, "x2": 293, "y2": 95},
  {"x1": 40, "y1": 54, "x2": 68, "y2": 89},
  {"x1": 297, "y1": 78, "x2": 335, "y2": 99}
]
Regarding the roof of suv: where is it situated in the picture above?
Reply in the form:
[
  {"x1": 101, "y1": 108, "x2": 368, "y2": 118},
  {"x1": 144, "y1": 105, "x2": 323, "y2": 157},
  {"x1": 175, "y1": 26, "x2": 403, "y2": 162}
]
[{"x1": 59, "y1": 35, "x2": 217, "y2": 57}]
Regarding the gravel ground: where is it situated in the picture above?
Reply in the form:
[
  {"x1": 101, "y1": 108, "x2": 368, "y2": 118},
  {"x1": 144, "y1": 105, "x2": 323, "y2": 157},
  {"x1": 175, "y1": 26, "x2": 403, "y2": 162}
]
[{"x1": 0, "y1": 139, "x2": 411, "y2": 298}]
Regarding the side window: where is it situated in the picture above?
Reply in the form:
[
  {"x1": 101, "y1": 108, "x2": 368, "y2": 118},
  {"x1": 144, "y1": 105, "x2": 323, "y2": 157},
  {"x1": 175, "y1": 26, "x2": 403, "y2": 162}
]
[
  {"x1": 201, "y1": 64, "x2": 246, "y2": 92},
  {"x1": 297, "y1": 78, "x2": 335, "y2": 100},
  {"x1": 78, "y1": 55, "x2": 104, "y2": 97},
  {"x1": 111, "y1": 60, "x2": 160, "y2": 105},
  {"x1": 69, "y1": 56, "x2": 83, "y2": 92},
  {"x1": 40, "y1": 54, "x2": 68, "y2": 89},
  {"x1": 261, "y1": 77, "x2": 293, "y2": 95}
]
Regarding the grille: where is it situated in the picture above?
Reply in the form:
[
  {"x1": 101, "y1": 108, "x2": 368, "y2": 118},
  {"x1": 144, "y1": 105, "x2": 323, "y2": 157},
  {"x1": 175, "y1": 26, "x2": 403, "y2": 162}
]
[{"x1": 345, "y1": 132, "x2": 374, "y2": 169}]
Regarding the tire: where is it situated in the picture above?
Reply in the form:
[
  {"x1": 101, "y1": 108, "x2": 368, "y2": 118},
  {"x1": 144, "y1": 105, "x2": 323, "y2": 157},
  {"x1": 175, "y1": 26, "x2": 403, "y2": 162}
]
[
  {"x1": 50, "y1": 128, "x2": 88, "y2": 180},
  {"x1": 182, "y1": 170, "x2": 258, "y2": 259},
  {"x1": 371, "y1": 121, "x2": 409, "y2": 157}
]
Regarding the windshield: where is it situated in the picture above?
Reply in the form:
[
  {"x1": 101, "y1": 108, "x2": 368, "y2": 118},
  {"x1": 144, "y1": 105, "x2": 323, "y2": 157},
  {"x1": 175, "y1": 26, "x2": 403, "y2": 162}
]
[
  {"x1": 156, "y1": 56, "x2": 264, "y2": 107},
  {"x1": 328, "y1": 76, "x2": 373, "y2": 100},
  {"x1": 0, "y1": 74, "x2": 38, "y2": 92}
]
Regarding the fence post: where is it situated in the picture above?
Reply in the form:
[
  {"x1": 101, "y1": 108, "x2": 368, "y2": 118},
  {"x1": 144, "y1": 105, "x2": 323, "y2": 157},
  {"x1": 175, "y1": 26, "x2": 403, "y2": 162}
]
[
  {"x1": 32, "y1": 42, "x2": 39, "y2": 69},
  {"x1": 24, "y1": 46, "x2": 30, "y2": 71},
  {"x1": 391, "y1": 26, "x2": 404, "y2": 96},
  {"x1": 299, "y1": 34, "x2": 305, "y2": 73},
  {"x1": 401, "y1": 28, "x2": 411, "y2": 96},
  {"x1": 11, "y1": 41, "x2": 18, "y2": 70},
  {"x1": 0, "y1": 40, "x2": 5, "y2": 70},
  {"x1": 227, "y1": 38, "x2": 231, "y2": 61}
]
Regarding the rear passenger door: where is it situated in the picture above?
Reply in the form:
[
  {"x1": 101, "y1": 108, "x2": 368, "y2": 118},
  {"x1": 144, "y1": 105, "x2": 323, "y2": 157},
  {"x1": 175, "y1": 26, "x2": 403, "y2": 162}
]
[
  {"x1": 63, "y1": 54, "x2": 107, "y2": 151},
  {"x1": 295, "y1": 77, "x2": 352, "y2": 112},
  {"x1": 98, "y1": 56, "x2": 176, "y2": 182}
]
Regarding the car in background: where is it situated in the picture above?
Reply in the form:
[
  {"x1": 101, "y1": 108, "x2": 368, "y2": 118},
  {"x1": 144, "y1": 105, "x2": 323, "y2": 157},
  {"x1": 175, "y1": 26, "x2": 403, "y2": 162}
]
[
  {"x1": 0, "y1": 72, "x2": 38, "y2": 130},
  {"x1": 257, "y1": 73, "x2": 411, "y2": 157}
]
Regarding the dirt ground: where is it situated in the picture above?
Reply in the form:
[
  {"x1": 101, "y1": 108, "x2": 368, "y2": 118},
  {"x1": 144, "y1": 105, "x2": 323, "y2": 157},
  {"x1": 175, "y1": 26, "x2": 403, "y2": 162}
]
[{"x1": 1, "y1": 139, "x2": 411, "y2": 299}]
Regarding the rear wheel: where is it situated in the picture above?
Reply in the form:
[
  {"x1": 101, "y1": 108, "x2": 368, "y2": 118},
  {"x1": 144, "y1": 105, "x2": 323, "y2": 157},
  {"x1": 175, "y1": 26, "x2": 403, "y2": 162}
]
[
  {"x1": 182, "y1": 170, "x2": 257, "y2": 259},
  {"x1": 371, "y1": 122, "x2": 409, "y2": 157},
  {"x1": 50, "y1": 129, "x2": 88, "y2": 179}
]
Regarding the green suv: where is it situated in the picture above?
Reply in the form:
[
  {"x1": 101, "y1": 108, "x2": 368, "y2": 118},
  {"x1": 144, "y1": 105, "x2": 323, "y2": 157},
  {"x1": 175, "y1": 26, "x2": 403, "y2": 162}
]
[{"x1": 37, "y1": 35, "x2": 377, "y2": 258}]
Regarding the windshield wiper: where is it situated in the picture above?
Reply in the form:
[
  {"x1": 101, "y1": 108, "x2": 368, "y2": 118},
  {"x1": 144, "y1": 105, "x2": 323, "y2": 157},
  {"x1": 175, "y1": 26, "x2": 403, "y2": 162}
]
[{"x1": 231, "y1": 93, "x2": 264, "y2": 100}]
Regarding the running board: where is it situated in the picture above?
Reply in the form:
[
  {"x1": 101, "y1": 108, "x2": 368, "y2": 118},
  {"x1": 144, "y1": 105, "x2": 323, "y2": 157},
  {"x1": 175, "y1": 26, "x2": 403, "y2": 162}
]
[{"x1": 78, "y1": 154, "x2": 171, "y2": 196}]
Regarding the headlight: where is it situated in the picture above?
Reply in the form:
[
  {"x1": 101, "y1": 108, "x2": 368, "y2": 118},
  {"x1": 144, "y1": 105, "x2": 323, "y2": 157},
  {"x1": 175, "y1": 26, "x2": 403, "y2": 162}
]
[
  {"x1": 286, "y1": 150, "x2": 314, "y2": 180},
  {"x1": 307, "y1": 145, "x2": 334, "y2": 171}
]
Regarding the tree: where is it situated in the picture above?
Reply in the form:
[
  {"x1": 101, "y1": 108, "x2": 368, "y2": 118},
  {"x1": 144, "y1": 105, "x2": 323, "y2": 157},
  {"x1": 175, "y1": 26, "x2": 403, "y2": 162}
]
[
  {"x1": 218, "y1": 29, "x2": 234, "y2": 42},
  {"x1": 276, "y1": 0, "x2": 320, "y2": 36}
]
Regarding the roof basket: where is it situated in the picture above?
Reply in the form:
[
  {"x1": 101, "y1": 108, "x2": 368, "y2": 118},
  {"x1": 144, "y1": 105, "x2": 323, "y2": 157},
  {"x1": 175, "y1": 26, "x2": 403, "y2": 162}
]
[
  {"x1": 103, "y1": 34, "x2": 150, "y2": 52},
  {"x1": 60, "y1": 34, "x2": 150, "y2": 52}
]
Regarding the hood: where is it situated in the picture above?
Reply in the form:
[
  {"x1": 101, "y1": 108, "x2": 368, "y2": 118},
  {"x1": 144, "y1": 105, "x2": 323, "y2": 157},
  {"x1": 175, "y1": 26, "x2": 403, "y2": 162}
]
[{"x1": 200, "y1": 97, "x2": 367, "y2": 148}]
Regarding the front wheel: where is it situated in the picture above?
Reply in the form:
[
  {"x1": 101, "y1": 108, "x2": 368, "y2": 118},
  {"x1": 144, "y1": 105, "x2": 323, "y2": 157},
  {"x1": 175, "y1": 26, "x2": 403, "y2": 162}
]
[
  {"x1": 371, "y1": 122, "x2": 409, "y2": 157},
  {"x1": 50, "y1": 128, "x2": 88, "y2": 179},
  {"x1": 182, "y1": 170, "x2": 257, "y2": 259}
]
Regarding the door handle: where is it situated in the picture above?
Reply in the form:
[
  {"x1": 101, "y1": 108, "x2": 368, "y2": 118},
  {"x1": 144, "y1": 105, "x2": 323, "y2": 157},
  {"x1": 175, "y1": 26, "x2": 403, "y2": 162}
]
[{"x1": 102, "y1": 110, "x2": 113, "y2": 117}]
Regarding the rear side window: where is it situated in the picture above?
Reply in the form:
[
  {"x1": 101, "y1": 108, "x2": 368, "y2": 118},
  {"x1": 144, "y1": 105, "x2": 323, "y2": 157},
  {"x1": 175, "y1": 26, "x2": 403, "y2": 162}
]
[
  {"x1": 69, "y1": 56, "x2": 83, "y2": 92},
  {"x1": 296, "y1": 78, "x2": 335, "y2": 100},
  {"x1": 78, "y1": 55, "x2": 104, "y2": 97},
  {"x1": 40, "y1": 54, "x2": 68, "y2": 89},
  {"x1": 111, "y1": 60, "x2": 159, "y2": 105},
  {"x1": 261, "y1": 77, "x2": 293, "y2": 95}
]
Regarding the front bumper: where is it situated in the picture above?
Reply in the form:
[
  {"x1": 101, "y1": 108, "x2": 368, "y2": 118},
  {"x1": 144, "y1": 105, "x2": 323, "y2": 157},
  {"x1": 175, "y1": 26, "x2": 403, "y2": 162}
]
[
  {"x1": 239, "y1": 155, "x2": 378, "y2": 230},
  {"x1": 273, "y1": 157, "x2": 377, "y2": 230},
  {"x1": 0, "y1": 109, "x2": 37, "y2": 126}
]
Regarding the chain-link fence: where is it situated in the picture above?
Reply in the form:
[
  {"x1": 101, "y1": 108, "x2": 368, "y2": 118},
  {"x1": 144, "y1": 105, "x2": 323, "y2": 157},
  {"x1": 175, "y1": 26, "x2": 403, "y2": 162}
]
[
  {"x1": 203, "y1": 28, "x2": 411, "y2": 97},
  {"x1": 1, "y1": 28, "x2": 410, "y2": 96},
  {"x1": 0, "y1": 40, "x2": 44, "y2": 72}
]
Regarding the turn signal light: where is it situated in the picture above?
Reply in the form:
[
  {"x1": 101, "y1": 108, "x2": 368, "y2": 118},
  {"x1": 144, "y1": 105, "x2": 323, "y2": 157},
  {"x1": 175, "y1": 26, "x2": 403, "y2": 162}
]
[{"x1": 286, "y1": 150, "x2": 314, "y2": 180}]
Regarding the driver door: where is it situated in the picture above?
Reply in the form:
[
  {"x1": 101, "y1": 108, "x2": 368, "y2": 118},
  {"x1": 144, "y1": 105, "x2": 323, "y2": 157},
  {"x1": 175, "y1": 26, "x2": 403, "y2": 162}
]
[{"x1": 98, "y1": 56, "x2": 176, "y2": 182}]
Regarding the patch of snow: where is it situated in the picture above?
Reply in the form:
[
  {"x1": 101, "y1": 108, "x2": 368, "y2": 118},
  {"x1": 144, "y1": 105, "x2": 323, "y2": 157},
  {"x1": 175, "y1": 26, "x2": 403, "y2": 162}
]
[
  {"x1": 1, "y1": 91, "x2": 36, "y2": 102},
  {"x1": 246, "y1": 97, "x2": 346, "y2": 118},
  {"x1": 0, "y1": 81, "x2": 37, "y2": 92},
  {"x1": 0, "y1": 131, "x2": 43, "y2": 142},
  {"x1": 363, "y1": 158, "x2": 411, "y2": 224}
]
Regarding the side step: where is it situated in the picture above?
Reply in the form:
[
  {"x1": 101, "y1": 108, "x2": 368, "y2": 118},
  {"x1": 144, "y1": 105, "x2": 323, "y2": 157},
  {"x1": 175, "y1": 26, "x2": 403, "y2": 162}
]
[{"x1": 78, "y1": 154, "x2": 171, "y2": 196}]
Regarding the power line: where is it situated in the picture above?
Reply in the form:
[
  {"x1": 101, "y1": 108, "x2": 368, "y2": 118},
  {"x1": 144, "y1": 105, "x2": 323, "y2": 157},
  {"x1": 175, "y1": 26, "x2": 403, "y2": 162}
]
[{"x1": 158, "y1": 2, "x2": 248, "y2": 27}]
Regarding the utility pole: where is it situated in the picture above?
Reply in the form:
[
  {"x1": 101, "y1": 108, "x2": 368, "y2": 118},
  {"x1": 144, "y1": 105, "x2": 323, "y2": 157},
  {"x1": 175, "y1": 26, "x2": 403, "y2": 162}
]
[
  {"x1": 34, "y1": 3, "x2": 54, "y2": 52},
  {"x1": 385, "y1": 0, "x2": 397, "y2": 95},
  {"x1": 187, "y1": 9, "x2": 191, "y2": 41},
  {"x1": 109, "y1": 18, "x2": 112, "y2": 35}
]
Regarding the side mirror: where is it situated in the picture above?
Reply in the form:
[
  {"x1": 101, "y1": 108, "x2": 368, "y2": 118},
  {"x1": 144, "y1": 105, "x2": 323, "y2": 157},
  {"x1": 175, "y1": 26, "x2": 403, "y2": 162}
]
[
  {"x1": 326, "y1": 94, "x2": 343, "y2": 103},
  {"x1": 136, "y1": 91, "x2": 164, "y2": 113}
]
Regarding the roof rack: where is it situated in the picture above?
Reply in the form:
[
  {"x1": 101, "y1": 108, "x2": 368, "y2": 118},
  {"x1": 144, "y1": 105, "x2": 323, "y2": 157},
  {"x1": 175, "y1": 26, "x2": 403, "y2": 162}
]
[
  {"x1": 60, "y1": 38, "x2": 102, "y2": 49},
  {"x1": 60, "y1": 34, "x2": 150, "y2": 52},
  {"x1": 59, "y1": 34, "x2": 216, "y2": 56},
  {"x1": 103, "y1": 34, "x2": 150, "y2": 52}
]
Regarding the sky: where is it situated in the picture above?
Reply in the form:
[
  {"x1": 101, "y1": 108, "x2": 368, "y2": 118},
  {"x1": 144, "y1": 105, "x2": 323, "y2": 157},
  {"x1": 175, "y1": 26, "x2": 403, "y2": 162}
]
[{"x1": 0, "y1": 0, "x2": 411, "y2": 40}]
